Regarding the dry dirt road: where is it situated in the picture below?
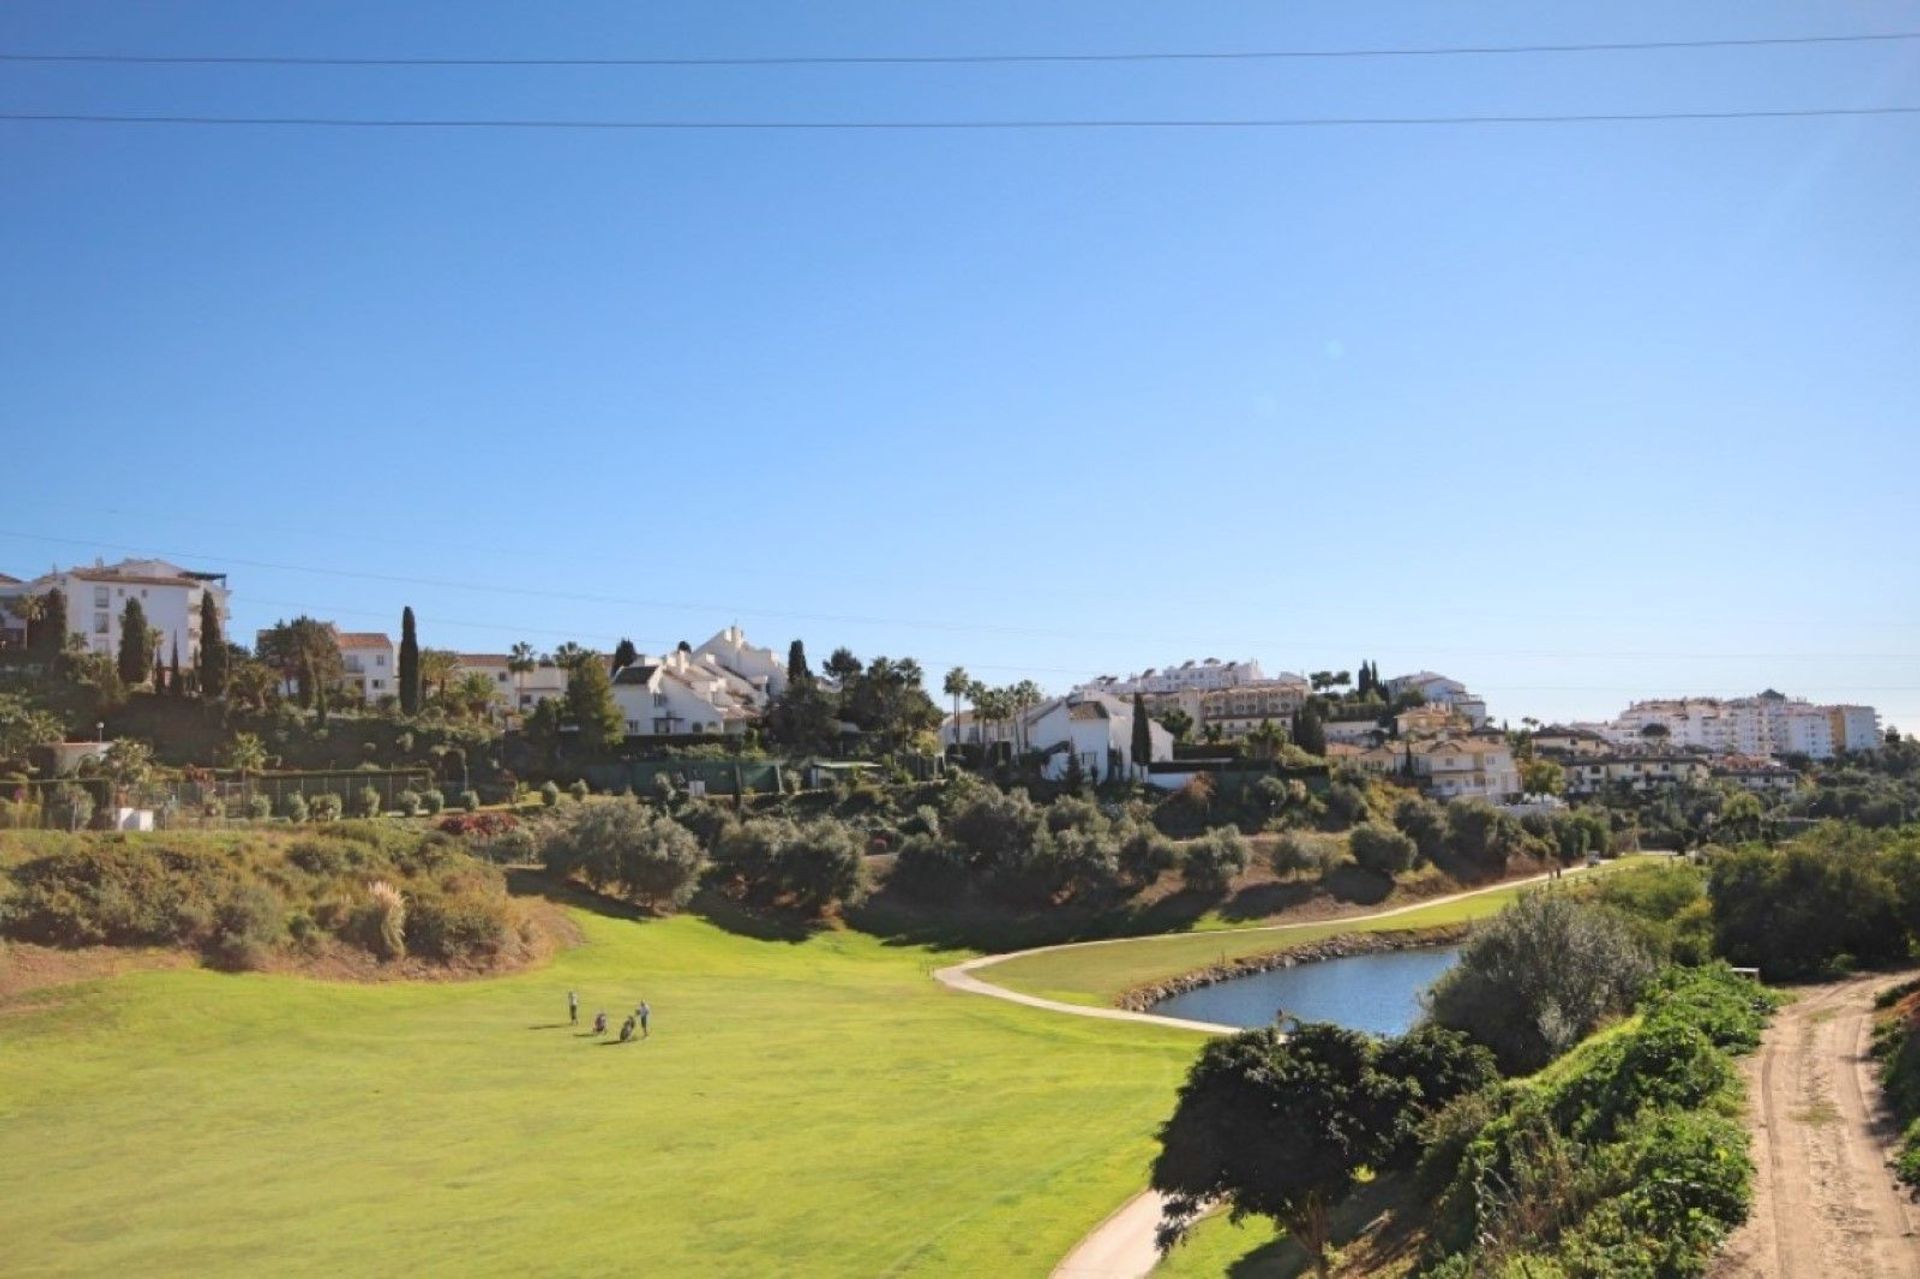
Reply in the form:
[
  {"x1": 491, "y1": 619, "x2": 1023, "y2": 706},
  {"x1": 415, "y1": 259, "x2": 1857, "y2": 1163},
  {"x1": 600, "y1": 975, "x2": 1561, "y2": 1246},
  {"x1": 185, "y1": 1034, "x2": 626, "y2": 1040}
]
[{"x1": 1714, "y1": 973, "x2": 1920, "y2": 1279}]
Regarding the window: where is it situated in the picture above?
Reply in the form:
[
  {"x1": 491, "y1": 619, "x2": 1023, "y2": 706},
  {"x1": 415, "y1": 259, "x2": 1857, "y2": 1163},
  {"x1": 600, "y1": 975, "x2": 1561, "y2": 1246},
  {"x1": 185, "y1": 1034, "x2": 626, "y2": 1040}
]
[
  {"x1": 94, "y1": 587, "x2": 108, "y2": 608},
  {"x1": 94, "y1": 612, "x2": 109, "y2": 634},
  {"x1": 627, "y1": 720, "x2": 640, "y2": 735},
  {"x1": 653, "y1": 692, "x2": 668, "y2": 707},
  {"x1": 375, "y1": 655, "x2": 386, "y2": 667},
  {"x1": 371, "y1": 679, "x2": 385, "y2": 690}
]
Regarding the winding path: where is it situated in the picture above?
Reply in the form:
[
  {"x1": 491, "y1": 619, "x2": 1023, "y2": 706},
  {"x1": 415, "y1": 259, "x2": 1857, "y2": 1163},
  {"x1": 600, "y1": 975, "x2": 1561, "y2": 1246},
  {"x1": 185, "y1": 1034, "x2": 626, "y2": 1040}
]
[
  {"x1": 933, "y1": 863, "x2": 1612, "y2": 1278},
  {"x1": 1711, "y1": 972, "x2": 1920, "y2": 1279}
]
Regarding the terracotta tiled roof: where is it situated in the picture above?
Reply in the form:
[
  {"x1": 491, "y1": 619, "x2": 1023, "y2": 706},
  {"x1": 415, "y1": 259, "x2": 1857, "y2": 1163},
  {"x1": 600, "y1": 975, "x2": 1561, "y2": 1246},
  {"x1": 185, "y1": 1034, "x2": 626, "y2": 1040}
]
[
  {"x1": 456, "y1": 653, "x2": 511, "y2": 666},
  {"x1": 335, "y1": 632, "x2": 393, "y2": 650}
]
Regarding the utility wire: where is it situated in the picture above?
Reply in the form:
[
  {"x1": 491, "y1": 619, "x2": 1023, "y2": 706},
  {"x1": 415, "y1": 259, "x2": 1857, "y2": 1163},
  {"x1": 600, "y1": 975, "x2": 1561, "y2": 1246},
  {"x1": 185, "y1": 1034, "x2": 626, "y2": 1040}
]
[
  {"x1": 4, "y1": 31, "x2": 1918, "y2": 67},
  {"x1": 6, "y1": 530, "x2": 1916, "y2": 664},
  {"x1": 2, "y1": 106, "x2": 1918, "y2": 131}
]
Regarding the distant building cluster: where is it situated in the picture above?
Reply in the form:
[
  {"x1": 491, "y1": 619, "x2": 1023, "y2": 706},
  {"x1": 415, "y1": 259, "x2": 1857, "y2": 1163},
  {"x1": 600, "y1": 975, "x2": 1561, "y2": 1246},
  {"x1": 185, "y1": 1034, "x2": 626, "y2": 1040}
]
[{"x1": 1568, "y1": 690, "x2": 1880, "y2": 762}]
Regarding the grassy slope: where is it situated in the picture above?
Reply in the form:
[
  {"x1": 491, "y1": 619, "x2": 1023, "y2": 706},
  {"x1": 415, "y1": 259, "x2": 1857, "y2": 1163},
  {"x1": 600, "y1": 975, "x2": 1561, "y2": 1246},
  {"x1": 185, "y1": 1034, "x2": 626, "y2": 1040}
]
[
  {"x1": 984, "y1": 858, "x2": 1651, "y2": 1008},
  {"x1": 0, "y1": 909, "x2": 1202, "y2": 1278}
]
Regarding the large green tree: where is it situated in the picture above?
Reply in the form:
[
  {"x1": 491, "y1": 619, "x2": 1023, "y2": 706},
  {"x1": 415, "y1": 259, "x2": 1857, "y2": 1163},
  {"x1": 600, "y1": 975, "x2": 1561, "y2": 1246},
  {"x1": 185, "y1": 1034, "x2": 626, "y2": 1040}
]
[
  {"x1": 398, "y1": 606, "x2": 421, "y2": 715},
  {"x1": 1152, "y1": 1022, "x2": 1492, "y2": 1274},
  {"x1": 23, "y1": 588, "x2": 69, "y2": 661},
  {"x1": 1290, "y1": 701, "x2": 1327, "y2": 757},
  {"x1": 115, "y1": 598, "x2": 154, "y2": 688},
  {"x1": 196, "y1": 590, "x2": 228, "y2": 699},
  {"x1": 0, "y1": 694, "x2": 62, "y2": 770},
  {"x1": 565, "y1": 657, "x2": 626, "y2": 753},
  {"x1": 787, "y1": 640, "x2": 809, "y2": 686},
  {"x1": 256, "y1": 616, "x2": 343, "y2": 709}
]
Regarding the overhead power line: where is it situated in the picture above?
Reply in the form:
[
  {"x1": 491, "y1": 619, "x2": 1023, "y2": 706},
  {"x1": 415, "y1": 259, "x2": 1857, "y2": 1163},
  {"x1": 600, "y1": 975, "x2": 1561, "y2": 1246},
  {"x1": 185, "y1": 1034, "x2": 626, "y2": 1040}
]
[
  {"x1": 3, "y1": 106, "x2": 1918, "y2": 132},
  {"x1": 5, "y1": 529, "x2": 1917, "y2": 664},
  {"x1": 4, "y1": 31, "x2": 1918, "y2": 68}
]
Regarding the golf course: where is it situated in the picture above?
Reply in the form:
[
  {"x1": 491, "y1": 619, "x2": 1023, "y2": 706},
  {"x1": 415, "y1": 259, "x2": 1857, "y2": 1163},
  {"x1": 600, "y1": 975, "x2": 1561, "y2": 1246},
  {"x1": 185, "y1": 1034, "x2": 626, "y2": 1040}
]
[{"x1": 0, "y1": 898, "x2": 1206, "y2": 1277}]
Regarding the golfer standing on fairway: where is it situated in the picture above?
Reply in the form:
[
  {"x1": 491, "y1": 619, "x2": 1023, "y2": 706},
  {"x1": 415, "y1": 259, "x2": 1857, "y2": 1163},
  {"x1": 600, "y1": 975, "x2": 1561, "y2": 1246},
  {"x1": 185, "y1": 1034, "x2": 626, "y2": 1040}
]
[
  {"x1": 568, "y1": 991, "x2": 579, "y2": 1025},
  {"x1": 638, "y1": 1001, "x2": 651, "y2": 1039}
]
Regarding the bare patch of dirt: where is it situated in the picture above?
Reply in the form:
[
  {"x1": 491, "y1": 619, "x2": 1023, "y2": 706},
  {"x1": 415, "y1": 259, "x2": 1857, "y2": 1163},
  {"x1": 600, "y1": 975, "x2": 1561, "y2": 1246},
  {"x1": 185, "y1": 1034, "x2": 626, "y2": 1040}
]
[
  {"x1": 0, "y1": 943, "x2": 191, "y2": 1004},
  {"x1": 1712, "y1": 973, "x2": 1920, "y2": 1279}
]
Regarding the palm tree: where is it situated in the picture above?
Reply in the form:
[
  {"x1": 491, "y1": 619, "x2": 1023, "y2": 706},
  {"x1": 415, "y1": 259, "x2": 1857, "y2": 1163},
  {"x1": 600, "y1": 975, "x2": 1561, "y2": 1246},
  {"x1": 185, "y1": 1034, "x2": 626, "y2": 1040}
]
[
  {"x1": 227, "y1": 732, "x2": 268, "y2": 809},
  {"x1": 419, "y1": 648, "x2": 459, "y2": 699},
  {"x1": 552, "y1": 642, "x2": 589, "y2": 672},
  {"x1": 943, "y1": 666, "x2": 971, "y2": 744},
  {"x1": 453, "y1": 671, "x2": 499, "y2": 721},
  {"x1": 509, "y1": 642, "x2": 538, "y2": 711},
  {"x1": 1011, "y1": 680, "x2": 1045, "y2": 755}
]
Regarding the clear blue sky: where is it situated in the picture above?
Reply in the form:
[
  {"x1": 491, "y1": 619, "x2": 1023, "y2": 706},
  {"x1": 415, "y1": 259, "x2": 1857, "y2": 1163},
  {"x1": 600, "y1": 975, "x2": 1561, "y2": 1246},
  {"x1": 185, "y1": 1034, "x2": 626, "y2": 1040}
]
[{"x1": 4, "y1": 2, "x2": 1918, "y2": 731}]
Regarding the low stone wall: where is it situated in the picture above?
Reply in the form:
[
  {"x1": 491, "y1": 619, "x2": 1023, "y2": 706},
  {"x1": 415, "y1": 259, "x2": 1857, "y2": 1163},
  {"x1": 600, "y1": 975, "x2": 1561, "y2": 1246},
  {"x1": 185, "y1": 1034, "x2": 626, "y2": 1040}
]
[{"x1": 1115, "y1": 923, "x2": 1474, "y2": 1012}]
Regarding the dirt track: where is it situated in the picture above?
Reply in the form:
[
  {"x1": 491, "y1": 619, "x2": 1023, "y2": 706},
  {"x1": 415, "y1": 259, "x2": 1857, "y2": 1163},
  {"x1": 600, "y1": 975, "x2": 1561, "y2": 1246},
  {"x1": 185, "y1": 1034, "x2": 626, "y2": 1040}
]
[{"x1": 1714, "y1": 974, "x2": 1920, "y2": 1279}]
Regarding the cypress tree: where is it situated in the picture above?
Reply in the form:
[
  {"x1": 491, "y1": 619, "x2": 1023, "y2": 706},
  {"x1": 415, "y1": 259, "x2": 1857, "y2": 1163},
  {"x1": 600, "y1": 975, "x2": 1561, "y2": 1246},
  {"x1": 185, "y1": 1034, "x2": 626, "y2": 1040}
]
[
  {"x1": 787, "y1": 640, "x2": 810, "y2": 686},
  {"x1": 612, "y1": 638, "x2": 639, "y2": 673},
  {"x1": 29, "y1": 587, "x2": 68, "y2": 659},
  {"x1": 1131, "y1": 692, "x2": 1153, "y2": 778},
  {"x1": 169, "y1": 638, "x2": 183, "y2": 697},
  {"x1": 198, "y1": 589, "x2": 228, "y2": 698},
  {"x1": 1290, "y1": 702, "x2": 1327, "y2": 757},
  {"x1": 118, "y1": 597, "x2": 153, "y2": 687},
  {"x1": 398, "y1": 607, "x2": 421, "y2": 715},
  {"x1": 153, "y1": 649, "x2": 166, "y2": 693}
]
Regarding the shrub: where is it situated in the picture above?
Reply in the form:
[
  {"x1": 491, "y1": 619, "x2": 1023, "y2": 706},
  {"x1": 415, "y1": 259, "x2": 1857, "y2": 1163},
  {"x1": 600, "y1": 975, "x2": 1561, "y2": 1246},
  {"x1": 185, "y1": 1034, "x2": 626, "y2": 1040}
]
[
  {"x1": 1183, "y1": 826, "x2": 1251, "y2": 893},
  {"x1": 1393, "y1": 795, "x2": 1447, "y2": 865},
  {"x1": 244, "y1": 795, "x2": 272, "y2": 821},
  {"x1": 437, "y1": 811, "x2": 518, "y2": 839},
  {"x1": 1268, "y1": 830, "x2": 1316, "y2": 876},
  {"x1": 567, "y1": 779, "x2": 589, "y2": 801},
  {"x1": 1443, "y1": 799, "x2": 1525, "y2": 875},
  {"x1": 542, "y1": 798, "x2": 705, "y2": 910},
  {"x1": 420, "y1": 789, "x2": 445, "y2": 815},
  {"x1": 1118, "y1": 824, "x2": 1178, "y2": 886},
  {"x1": 473, "y1": 825, "x2": 539, "y2": 866},
  {"x1": 1324, "y1": 780, "x2": 1370, "y2": 829},
  {"x1": 1426, "y1": 892, "x2": 1657, "y2": 1074},
  {"x1": 888, "y1": 833, "x2": 972, "y2": 902},
  {"x1": 281, "y1": 792, "x2": 309, "y2": 823},
  {"x1": 540, "y1": 780, "x2": 561, "y2": 808},
  {"x1": 459, "y1": 790, "x2": 481, "y2": 813},
  {"x1": 404, "y1": 889, "x2": 514, "y2": 962},
  {"x1": 397, "y1": 789, "x2": 423, "y2": 817},
  {"x1": 208, "y1": 883, "x2": 284, "y2": 970},
  {"x1": 1350, "y1": 823, "x2": 1417, "y2": 876},
  {"x1": 309, "y1": 793, "x2": 343, "y2": 823},
  {"x1": 350, "y1": 786, "x2": 382, "y2": 819}
]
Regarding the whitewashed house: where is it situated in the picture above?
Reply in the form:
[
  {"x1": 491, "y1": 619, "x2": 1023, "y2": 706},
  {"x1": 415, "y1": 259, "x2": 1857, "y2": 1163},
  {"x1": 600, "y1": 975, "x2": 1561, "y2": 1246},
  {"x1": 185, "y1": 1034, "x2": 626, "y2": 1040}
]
[
  {"x1": 610, "y1": 648, "x2": 760, "y2": 737},
  {"x1": 1023, "y1": 691, "x2": 1173, "y2": 783},
  {"x1": 693, "y1": 626, "x2": 789, "y2": 700},
  {"x1": 336, "y1": 632, "x2": 398, "y2": 702}
]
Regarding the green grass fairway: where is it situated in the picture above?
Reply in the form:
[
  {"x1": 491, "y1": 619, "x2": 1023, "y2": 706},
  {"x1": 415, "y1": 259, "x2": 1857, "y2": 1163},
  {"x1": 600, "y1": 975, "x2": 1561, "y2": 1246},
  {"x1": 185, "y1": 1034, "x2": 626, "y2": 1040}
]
[
  {"x1": 982, "y1": 858, "x2": 1653, "y2": 1008},
  {"x1": 0, "y1": 907, "x2": 1204, "y2": 1277}
]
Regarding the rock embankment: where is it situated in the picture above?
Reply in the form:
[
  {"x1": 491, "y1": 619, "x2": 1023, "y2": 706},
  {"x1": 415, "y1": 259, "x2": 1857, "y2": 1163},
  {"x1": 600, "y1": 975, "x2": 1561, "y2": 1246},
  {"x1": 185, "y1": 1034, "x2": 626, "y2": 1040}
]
[{"x1": 1114, "y1": 923, "x2": 1473, "y2": 1012}]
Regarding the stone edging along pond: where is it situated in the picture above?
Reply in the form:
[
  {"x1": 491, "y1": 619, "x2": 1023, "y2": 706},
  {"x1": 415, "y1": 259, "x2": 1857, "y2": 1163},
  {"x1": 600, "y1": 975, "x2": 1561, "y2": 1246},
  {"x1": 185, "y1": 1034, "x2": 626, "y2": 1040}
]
[{"x1": 1112, "y1": 922, "x2": 1474, "y2": 1013}]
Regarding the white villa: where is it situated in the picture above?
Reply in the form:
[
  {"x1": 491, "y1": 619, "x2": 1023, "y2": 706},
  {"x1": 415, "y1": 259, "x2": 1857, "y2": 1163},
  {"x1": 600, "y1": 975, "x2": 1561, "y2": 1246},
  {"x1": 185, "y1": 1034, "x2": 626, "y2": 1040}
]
[
  {"x1": 1606, "y1": 691, "x2": 1880, "y2": 760},
  {"x1": 941, "y1": 690, "x2": 1173, "y2": 781},
  {"x1": 610, "y1": 647, "x2": 767, "y2": 737},
  {"x1": 336, "y1": 632, "x2": 398, "y2": 702}
]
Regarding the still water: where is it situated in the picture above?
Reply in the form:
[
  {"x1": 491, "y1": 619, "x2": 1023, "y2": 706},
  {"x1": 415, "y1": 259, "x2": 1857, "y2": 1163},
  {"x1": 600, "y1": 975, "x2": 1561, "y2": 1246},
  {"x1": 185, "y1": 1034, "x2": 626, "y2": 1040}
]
[{"x1": 1148, "y1": 945, "x2": 1462, "y2": 1037}]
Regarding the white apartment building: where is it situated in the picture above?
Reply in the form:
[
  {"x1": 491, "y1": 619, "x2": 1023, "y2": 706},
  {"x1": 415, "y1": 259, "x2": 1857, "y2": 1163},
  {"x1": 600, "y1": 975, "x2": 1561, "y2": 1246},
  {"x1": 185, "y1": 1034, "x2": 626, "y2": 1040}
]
[
  {"x1": 1196, "y1": 677, "x2": 1311, "y2": 738},
  {"x1": 0, "y1": 558, "x2": 230, "y2": 667},
  {"x1": 1609, "y1": 691, "x2": 1881, "y2": 761},
  {"x1": 1562, "y1": 755, "x2": 1715, "y2": 796},
  {"x1": 1385, "y1": 671, "x2": 1490, "y2": 727},
  {"x1": 453, "y1": 653, "x2": 514, "y2": 713},
  {"x1": 336, "y1": 633, "x2": 398, "y2": 702},
  {"x1": 1083, "y1": 657, "x2": 1268, "y2": 697}
]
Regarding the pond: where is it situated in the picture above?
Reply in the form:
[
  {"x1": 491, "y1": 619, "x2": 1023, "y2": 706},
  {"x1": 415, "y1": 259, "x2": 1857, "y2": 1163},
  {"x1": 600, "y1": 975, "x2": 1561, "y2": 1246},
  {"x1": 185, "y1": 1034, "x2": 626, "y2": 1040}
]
[{"x1": 1148, "y1": 945, "x2": 1462, "y2": 1037}]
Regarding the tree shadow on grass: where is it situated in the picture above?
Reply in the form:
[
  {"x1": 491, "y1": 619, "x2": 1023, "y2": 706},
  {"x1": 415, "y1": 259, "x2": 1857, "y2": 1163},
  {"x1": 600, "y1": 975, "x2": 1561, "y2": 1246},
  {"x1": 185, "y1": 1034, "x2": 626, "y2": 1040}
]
[
  {"x1": 691, "y1": 891, "x2": 820, "y2": 945},
  {"x1": 1214, "y1": 879, "x2": 1318, "y2": 923},
  {"x1": 1321, "y1": 865, "x2": 1396, "y2": 907},
  {"x1": 850, "y1": 884, "x2": 1224, "y2": 954},
  {"x1": 503, "y1": 868, "x2": 660, "y2": 924}
]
